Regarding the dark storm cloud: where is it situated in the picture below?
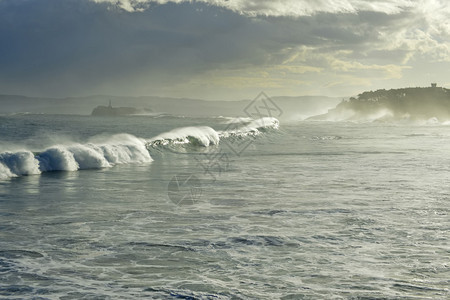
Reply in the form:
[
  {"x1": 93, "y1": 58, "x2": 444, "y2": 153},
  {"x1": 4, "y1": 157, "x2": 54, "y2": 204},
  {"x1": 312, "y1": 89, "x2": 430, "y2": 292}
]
[
  {"x1": 0, "y1": 0, "x2": 257, "y2": 95},
  {"x1": 0, "y1": 0, "x2": 448, "y2": 97}
]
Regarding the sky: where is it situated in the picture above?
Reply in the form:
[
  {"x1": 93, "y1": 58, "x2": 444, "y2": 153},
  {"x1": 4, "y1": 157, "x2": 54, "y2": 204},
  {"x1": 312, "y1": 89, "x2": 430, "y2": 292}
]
[{"x1": 0, "y1": 0, "x2": 449, "y2": 100}]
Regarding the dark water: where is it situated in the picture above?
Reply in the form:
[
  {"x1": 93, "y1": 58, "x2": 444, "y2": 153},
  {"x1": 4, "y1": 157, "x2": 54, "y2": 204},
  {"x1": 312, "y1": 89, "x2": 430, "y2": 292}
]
[{"x1": 0, "y1": 114, "x2": 449, "y2": 299}]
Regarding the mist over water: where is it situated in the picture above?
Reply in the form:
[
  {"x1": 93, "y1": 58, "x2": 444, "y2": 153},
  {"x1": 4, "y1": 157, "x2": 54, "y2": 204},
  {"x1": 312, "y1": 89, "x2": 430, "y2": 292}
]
[
  {"x1": 0, "y1": 94, "x2": 340, "y2": 120},
  {"x1": 311, "y1": 87, "x2": 450, "y2": 124},
  {"x1": 0, "y1": 113, "x2": 449, "y2": 299}
]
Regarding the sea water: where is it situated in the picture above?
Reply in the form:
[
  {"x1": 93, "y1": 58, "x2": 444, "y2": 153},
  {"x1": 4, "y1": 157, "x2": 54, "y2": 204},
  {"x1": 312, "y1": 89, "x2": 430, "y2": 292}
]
[{"x1": 0, "y1": 113, "x2": 449, "y2": 299}]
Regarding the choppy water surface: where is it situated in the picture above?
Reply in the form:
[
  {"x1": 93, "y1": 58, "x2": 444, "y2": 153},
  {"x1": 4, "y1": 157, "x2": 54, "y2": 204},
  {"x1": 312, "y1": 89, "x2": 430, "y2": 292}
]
[{"x1": 0, "y1": 114, "x2": 449, "y2": 299}]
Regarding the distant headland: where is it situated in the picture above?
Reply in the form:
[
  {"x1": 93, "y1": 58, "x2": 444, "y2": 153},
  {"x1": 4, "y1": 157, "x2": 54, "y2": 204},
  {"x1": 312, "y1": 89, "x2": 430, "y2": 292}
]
[
  {"x1": 310, "y1": 84, "x2": 450, "y2": 122},
  {"x1": 91, "y1": 100, "x2": 152, "y2": 116}
]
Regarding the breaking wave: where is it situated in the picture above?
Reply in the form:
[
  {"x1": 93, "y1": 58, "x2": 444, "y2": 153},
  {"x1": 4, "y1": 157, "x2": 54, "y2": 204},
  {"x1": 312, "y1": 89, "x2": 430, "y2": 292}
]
[
  {"x1": 0, "y1": 117, "x2": 279, "y2": 180},
  {"x1": 0, "y1": 134, "x2": 152, "y2": 180},
  {"x1": 146, "y1": 117, "x2": 279, "y2": 148},
  {"x1": 147, "y1": 126, "x2": 220, "y2": 148},
  {"x1": 221, "y1": 117, "x2": 279, "y2": 137}
]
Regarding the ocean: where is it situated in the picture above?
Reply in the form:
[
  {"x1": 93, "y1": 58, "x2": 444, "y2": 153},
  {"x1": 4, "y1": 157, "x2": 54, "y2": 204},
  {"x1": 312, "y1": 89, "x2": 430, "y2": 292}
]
[{"x1": 0, "y1": 113, "x2": 449, "y2": 299}]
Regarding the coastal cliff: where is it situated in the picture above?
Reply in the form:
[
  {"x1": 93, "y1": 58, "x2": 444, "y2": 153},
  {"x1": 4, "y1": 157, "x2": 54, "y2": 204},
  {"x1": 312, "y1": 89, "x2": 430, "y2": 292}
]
[{"x1": 310, "y1": 85, "x2": 450, "y2": 121}]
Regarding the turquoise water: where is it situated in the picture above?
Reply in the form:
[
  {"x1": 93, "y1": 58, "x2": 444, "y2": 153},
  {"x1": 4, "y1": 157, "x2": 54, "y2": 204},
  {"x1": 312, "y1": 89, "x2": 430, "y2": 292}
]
[{"x1": 0, "y1": 114, "x2": 449, "y2": 299}]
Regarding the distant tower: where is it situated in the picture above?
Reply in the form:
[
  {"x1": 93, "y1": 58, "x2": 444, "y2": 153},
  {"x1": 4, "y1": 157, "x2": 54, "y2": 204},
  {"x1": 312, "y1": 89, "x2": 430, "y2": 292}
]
[
  {"x1": 108, "y1": 99, "x2": 112, "y2": 108},
  {"x1": 431, "y1": 83, "x2": 437, "y2": 88}
]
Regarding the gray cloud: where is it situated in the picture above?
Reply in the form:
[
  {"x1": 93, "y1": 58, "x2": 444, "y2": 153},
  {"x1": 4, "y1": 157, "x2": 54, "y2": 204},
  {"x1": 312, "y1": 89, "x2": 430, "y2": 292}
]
[
  {"x1": 93, "y1": 0, "x2": 415, "y2": 15},
  {"x1": 0, "y1": 0, "x2": 449, "y2": 98},
  {"x1": 0, "y1": 0, "x2": 249, "y2": 95}
]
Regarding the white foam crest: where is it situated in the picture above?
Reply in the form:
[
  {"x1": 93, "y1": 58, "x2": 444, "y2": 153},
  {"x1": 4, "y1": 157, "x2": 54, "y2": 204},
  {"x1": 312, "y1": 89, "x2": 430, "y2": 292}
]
[
  {"x1": 219, "y1": 117, "x2": 280, "y2": 138},
  {"x1": 91, "y1": 134, "x2": 152, "y2": 164},
  {"x1": 67, "y1": 144, "x2": 111, "y2": 169},
  {"x1": 0, "y1": 162, "x2": 16, "y2": 179},
  {"x1": 0, "y1": 134, "x2": 153, "y2": 180},
  {"x1": 148, "y1": 126, "x2": 220, "y2": 147},
  {"x1": 0, "y1": 151, "x2": 41, "y2": 178},
  {"x1": 38, "y1": 146, "x2": 79, "y2": 172},
  {"x1": 425, "y1": 117, "x2": 439, "y2": 125},
  {"x1": 246, "y1": 117, "x2": 280, "y2": 131},
  {"x1": 57, "y1": 134, "x2": 152, "y2": 169}
]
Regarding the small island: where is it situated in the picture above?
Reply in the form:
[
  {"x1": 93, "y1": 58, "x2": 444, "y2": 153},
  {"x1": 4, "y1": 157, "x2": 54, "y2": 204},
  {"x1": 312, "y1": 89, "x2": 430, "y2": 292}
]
[
  {"x1": 91, "y1": 101, "x2": 152, "y2": 116},
  {"x1": 310, "y1": 84, "x2": 450, "y2": 121}
]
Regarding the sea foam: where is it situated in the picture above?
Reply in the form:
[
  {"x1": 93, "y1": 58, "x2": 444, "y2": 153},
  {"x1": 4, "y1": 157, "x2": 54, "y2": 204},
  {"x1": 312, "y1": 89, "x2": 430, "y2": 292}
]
[
  {"x1": 147, "y1": 117, "x2": 279, "y2": 148},
  {"x1": 219, "y1": 117, "x2": 280, "y2": 139},
  {"x1": 0, "y1": 134, "x2": 152, "y2": 180},
  {"x1": 148, "y1": 126, "x2": 220, "y2": 147},
  {"x1": 0, "y1": 118, "x2": 279, "y2": 180},
  {"x1": 0, "y1": 151, "x2": 41, "y2": 177}
]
